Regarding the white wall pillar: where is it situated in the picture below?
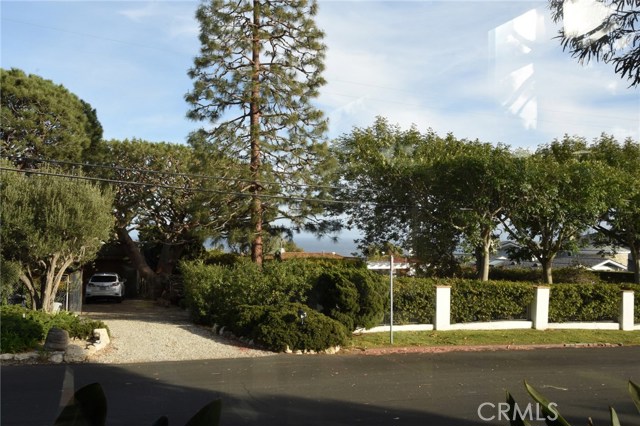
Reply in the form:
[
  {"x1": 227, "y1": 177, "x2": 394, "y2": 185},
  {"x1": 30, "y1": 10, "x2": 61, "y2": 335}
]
[
  {"x1": 531, "y1": 286, "x2": 550, "y2": 330},
  {"x1": 619, "y1": 290, "x2": 635, "y2": 331},
  {"x1": 434, "y1": 286, "x2": 451, "y2": 331}
]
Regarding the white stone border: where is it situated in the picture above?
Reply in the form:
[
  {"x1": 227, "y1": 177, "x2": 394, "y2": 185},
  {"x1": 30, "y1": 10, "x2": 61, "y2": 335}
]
[{"x1": 0, "y1": 328, "x2": 110, "y2": 364}]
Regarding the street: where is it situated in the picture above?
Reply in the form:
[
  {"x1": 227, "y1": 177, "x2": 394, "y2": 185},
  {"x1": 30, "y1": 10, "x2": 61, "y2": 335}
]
[{"x1": 2, "y1": 346, "x2": 639, "y2": 426}]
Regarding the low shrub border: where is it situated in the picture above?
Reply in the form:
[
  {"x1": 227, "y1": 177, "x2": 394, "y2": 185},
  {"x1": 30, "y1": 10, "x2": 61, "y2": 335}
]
[{"x1": 0, "y1": 305, "x2": 108, "y2": 354}]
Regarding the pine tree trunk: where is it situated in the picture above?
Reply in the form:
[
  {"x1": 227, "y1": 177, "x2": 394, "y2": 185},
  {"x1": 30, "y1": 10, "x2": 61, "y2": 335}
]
[{"x1": 250, "y1": 0, "x2": 263, "y2": 266}]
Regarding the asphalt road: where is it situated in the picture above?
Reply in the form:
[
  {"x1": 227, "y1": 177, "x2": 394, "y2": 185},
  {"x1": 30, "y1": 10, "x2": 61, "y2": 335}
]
[{"x1": 2, "y1": 346, "x2": 639, "y2": 426}]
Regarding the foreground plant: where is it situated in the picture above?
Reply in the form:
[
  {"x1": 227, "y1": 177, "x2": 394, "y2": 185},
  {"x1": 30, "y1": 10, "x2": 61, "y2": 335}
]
[
  {"x1": 506, "y1": 379, "x2": 640, "y2": 425},
  {"x1": 54, "y1": 383, "x2": 221, "y2": 426}
]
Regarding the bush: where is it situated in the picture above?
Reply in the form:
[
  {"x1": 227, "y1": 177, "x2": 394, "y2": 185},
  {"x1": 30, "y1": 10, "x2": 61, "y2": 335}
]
[
  {"x1": 552, "y1": 268, "x2": 600, "y2": 284},
  {"x1": 0, "y1": 305, "x2": 108, "y2": 353},
  {"x1": 393, "y1": 277, "x2": 436, "y2": 324},
  {"x1": 233, "y1": 303, "x2": 348, "y2": 352},
  {"x1": 181, "y1": 259, "x2": 323, "y2": 326},
  {"x1": 449, "y1": 279, "x2": 535, "y2": 323},
  {"x1": 549, "y1": 283, "x2": 623, "y2": 322},
  {"x1": 308, "y1": 267, "x2": 386, "y2": 330}
]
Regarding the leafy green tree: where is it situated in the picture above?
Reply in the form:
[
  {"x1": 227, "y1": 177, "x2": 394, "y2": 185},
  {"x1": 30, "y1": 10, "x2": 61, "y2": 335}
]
[
  {"x1": 0, "y1": 161, "x2": 114, "y2": 311},
  {"x1": 0, "y1": 68, "x2": 102, "y2": 164},
  {"x1": 590, "y1": 134, "x2": 640, "y2": 283},
  {"x1": 500, "y1": 139, "x2": 613, "y2": 284},
  {"x1": 89, "y1": 139, "x2": 247, "y2": 297},
  {"x1": 185, "y1": 0, "x2": 331, "y2": 265},
  {"x1": 335, "y1": 118, "x2": 513, "y2": 278},
  {"x1": 428, "y1": 143, "x2": 517, "y2": 281},
  {"x1": 548, "y1": 0, "x2": 640, "y2": 87},
  {"x1": 333, "y1": 118, "x2": 460, "y2": 269}
]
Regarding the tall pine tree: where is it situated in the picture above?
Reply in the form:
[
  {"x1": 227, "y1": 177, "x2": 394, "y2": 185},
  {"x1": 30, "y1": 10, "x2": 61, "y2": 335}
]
[{"x1": 186, "y1": 0, "x2": 330, "y2": 265}]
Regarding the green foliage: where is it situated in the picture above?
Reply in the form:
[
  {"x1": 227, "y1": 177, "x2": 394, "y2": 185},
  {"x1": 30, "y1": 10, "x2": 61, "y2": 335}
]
[
  {"x1": 550, "y1": 268, "x2": 600, "y2": 284},
  {"x1": 506, "y1": 380, "x2": 639, "y2": 426},
  {"x1": 186, "y1": 0, "x2": 332, "y2": 264},
  {"x1": 0, "y1": 160, "x2": 114, "y2": 311},
  {"x1": 548, "y1": 284, "x2": 625, "y2": 322},
  {"x1": 54, "y1": 382, "x2": 221, "y2": 426},
  {"x1": 181, "y1": 259, "x2": 326, "y2": 326},
  {"x1": 0, "y1": 68, "x2": 101, "y2": 162},
  {"x1": 181, "y1": 259, "x2": 377, "y2": 350},
  {"x1": 489, "y1": 268, "x2": 544, "y2": 283},
  {"x1": 0, "y1": 305, "x2": 108, "y2": 353},
  {"x1": 0, "y1": 259, "x2": 22, "y2": 302},
  {"x1": 393, "y1": 277, "x2": 436, "y2": 324},
  {"x1": 450, "y1": 280, "x2": 535, "y2": 323},
  {"x1": 501, "y1": 144, "x2": 613, "y2": 284},
  {"x1": 233, "y1": 303, "x2": 347, "y2": 352},
  {"x1": 309, "y1": 267, "x2": 387, "y2": 330}
]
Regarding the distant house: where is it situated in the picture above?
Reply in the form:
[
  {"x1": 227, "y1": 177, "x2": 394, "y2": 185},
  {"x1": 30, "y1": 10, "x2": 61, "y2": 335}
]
[
  {"x1": 366, "y1": 258, "x2": 415, "y2": 276},
  {"x1": 490, "y1": 239, "x2": 630, "y2": 272}
]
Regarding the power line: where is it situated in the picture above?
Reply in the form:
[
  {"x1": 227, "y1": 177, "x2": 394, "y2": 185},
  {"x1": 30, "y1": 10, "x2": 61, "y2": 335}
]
[
  {"x1": 7, "y1": 155, "x2": 349, "y2": 193},
  {"x1": 0, "y1": 166, "x2": 384, "y2": 208}
]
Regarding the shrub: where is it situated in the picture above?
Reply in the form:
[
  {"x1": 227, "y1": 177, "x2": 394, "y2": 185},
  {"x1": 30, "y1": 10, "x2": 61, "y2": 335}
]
[
  {"x1": 393, "y1": 277, "x2": 436, "y2": 324},
  {"x1": 0, "y1": 305, "x2": 108, "y2": 353},
  {"x1": 549, "y1": 283, "x2": 623, "y2": 322},
  {"x1": 552, "y1": 268, "x2": 600, "y2": 284},
  {"x1": 308, "y1": 267, "x2": 386, "y2": 330},
  {"x1": 450, "y1": 280, "x2": 535, "y2": 323},
  {"x1": 233, "y1": 303, "x2": 347, "y2": 352},
  {"x1": 489, "y1": 268, "x2": 543, "y2": 283},
  {"x1": 181, "y1": 259, "x2": 323, "y2": 326},
  {"x1": 0, "y1": 307, "x2": 43, "y2": 353}
]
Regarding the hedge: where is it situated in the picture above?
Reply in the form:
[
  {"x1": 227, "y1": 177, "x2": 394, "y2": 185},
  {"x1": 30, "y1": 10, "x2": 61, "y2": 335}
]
[
  {"x1": 449, "y1": 280, "x2": 535, "y2": 323},
  {"x1": 233, "y1": 302, "x2": 348, "y2": 352},
  {"x1": 549, "y1": 283, "x2": 640, "y2": 323},
  {"x1": 393, "y1": 277, "x2": 436, "y2": 324},
  {"x1": 181, "y1": 259, "x2": 382, "y2": 351}
]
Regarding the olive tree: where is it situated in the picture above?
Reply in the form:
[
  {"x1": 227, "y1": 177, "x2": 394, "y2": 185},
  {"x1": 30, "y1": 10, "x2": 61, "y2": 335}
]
[{"x1": 0, "y1": 161, "x2": 114, "y2": 311}]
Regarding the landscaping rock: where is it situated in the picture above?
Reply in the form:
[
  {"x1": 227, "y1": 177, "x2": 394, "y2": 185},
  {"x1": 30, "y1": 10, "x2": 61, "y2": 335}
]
[
  {"x1": 44, "y1": 327, "x2": 69, "y2": 351},
  {"x1": 64, "y1": 344, "x2": 87, "y2": 363}
]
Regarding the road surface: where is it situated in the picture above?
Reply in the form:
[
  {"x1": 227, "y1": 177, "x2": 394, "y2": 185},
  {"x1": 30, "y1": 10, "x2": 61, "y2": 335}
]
[{"x1": 2, "y1": 346, "x2": 639, "y2": 425}]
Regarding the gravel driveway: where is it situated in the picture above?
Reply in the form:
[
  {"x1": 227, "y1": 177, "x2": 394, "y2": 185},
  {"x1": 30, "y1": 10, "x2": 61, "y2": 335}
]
[{"x1": 82, "y1": 299, "x2": 274, "y2": 364}]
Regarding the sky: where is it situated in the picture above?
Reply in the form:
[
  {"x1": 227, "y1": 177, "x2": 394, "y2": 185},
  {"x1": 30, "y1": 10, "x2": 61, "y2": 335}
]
[{"x1": 2, "y1": 0, "x2": 639, "y2": 255}]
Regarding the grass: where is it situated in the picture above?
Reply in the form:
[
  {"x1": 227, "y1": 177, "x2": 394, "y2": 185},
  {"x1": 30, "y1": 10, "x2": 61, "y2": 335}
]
[{"x1": 348, "y1": 329, "x2": 640, "y2": 350}]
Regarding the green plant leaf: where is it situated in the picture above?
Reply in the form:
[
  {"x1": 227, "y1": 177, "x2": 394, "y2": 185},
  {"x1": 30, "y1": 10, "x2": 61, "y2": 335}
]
[
  {"x1": 610, "y1": 406, "x2": 620, "y2": 426},
  {"x1": 151, "y1": 416, "x2": 169, "y2": 426},
  {"x1": 184, "y1": 400, "x2": 222, "y2": 426},
  {"x1": 523, "y1": 381, "x2": 571, "y2": 426},
  {"x1": 54, "y1": 382, "x2": 107, "y2": 426},
  {"x1": 629, "y1": 380, "x2": 640, "y2": 413},
  {"x1": 505, "y1": 391, "x2": 531, "y2": 426}
]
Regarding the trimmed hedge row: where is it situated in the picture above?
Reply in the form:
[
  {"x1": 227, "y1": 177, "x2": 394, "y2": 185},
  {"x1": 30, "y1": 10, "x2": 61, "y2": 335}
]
[
  {"x1": 181, "y1": 260, "x2": 385, "y2": 351},
  {"x1": 392, "y1": 279, "x2": 638, "y2": 324},
  {"x1": 181, "y1": 259, "x2": 638, "y2": 352},
  {"x1": 549, "y1": 283, "x2": 640, "y2": 323},
  {"x1": 393, "y1": 278, "x2": 535, "y2": 324}
]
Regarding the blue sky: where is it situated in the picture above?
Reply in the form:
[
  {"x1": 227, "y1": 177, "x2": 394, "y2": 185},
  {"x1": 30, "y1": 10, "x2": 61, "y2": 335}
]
[{"x1": 2, "y1": 0, "x2": 639, "y2": 254}]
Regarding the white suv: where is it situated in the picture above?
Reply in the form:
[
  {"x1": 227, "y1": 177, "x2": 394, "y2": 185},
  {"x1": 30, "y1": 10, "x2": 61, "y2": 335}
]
[{"x1": 85, "y1": 273, "x2": 125, "y2": 303}]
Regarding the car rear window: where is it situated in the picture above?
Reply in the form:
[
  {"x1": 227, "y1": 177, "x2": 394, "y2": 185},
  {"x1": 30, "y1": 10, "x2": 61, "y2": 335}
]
[{"x1": 91, "y1": 275, "x2": 118, "y2": 283}]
